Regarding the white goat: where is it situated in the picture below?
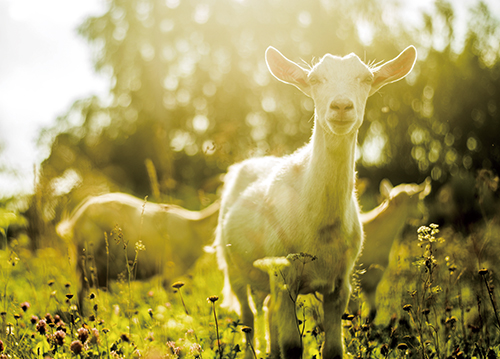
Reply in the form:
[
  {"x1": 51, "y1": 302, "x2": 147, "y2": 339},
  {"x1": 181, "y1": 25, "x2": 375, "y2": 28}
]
[
  {"x1": 215, "y1": 46, "x2": 417, "y2": 359},
  {"x1": 356, "y1": 178, "x2": 431, "y2": 319},
  {"x1": 56, "y1": 193, "x2": 219, "y2": 304}
]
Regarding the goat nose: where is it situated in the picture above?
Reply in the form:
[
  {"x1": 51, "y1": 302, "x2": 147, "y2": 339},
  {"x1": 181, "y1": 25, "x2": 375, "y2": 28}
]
[{"x1": 330, "y1": 100, "x2": 354, "y2": 112}]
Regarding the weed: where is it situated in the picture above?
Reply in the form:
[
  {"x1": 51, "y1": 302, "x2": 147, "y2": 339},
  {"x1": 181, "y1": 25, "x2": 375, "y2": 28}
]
[{"x1": 2, "y1": 216, "x2": 500, "y2": 358}]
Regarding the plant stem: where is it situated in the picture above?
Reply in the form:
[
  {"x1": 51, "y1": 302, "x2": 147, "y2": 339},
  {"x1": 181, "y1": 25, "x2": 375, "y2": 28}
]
[
  {"x1": 482, "y1": 275, "x2": 500, "y2": 330},
  {"x1": 212, "y1": 302, "x2": 222, "y2": 359},
  {"x1": 177, "y1": 288, "x2": 189, "y2": 315}
]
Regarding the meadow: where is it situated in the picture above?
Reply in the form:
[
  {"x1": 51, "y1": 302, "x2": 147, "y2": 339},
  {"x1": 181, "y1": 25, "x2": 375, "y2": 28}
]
[
  {"x1": 1, "y1": 208, "x2": 500, "y2": 358},
  {"x1": 1, "y1": 0, "x2": 499, "y2": 357}
]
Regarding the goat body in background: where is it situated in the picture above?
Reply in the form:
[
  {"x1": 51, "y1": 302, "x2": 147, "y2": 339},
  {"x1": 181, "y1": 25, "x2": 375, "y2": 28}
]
[
  {"x1": 356, "y1": 178, "x2": 431, "y2": 319},
  {"x1": 215, "y1": 46, "x2": 417, "y2": 359},
  {"x1": 56, "y1": 193, "x2": 219, "y2": 305}
]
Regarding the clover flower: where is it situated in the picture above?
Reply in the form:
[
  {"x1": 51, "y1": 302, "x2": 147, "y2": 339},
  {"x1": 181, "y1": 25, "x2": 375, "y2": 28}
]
[
  {"x1": 70, "y1": 340, "x2": 83, "y2": 354},
  {"x1": 36, "y1": 319, "x2": 47, "y2": 335},
  {"x1": 77, "y1": 328, "x2": 89, "y2": 343}
]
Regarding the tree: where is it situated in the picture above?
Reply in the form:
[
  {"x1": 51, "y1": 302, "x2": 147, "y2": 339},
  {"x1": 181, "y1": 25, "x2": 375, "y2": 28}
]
[{"x1": 30, "y1": 0, "x2": 500, "y2": 246}]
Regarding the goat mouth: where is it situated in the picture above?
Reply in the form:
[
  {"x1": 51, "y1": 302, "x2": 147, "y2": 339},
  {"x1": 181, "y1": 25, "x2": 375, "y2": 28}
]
[
  {"x1": 329, "y1": 119, "x2": 355, "y2": 126},
  {"x1": 325, "y1": 118, "x2": 358, "y2": 135}
]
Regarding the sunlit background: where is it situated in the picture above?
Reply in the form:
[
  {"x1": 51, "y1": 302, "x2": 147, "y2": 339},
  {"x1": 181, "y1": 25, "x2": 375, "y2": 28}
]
[
  {"x1": 1, "y1": 0, "x2": 500, "y2": 247},
  {"x1": 2, "y1": 1, "x2": 500, "y2": 353},
  {"x1": 0, "y1": 0, "x2": 108, "y2": 197}
]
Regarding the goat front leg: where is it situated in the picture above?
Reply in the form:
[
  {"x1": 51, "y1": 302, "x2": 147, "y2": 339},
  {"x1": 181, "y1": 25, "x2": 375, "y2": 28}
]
[
  {"x1": 271, "y1": 282, "x2": 302, "y2": 359},
  {"x1": 321, "y1": 279, "x2": 351, "y2": 359},
  {"x1": 267, "y1": 293, "x2": 281, "y2": 359}
]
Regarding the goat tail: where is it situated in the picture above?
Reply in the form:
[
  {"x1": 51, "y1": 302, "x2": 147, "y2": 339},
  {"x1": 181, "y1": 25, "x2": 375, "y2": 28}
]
[{"x1": 213, "y1": 223, "x2": 242, "y2": 315}]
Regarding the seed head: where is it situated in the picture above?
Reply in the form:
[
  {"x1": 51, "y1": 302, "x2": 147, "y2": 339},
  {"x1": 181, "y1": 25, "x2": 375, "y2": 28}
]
[
  {"x1": 397, "y1": 343, "x2": 408, "y2": 351},
  {"x1": 445, "y1": 316, "x2": 457, "y2": 325},
  {"x1": 20, "y1": 302, "x2": 30, "y2": 312},
  {"x1": 172, "y1": 281, "x2": 185, "y2": 289},
  {"x1": 120, "y1": 333, "x2": 130, "y2": 343},
  {"x1": 208, "y1": 296, "x2": 219, "y2": 303},
  {"x1": 0, "y1": 340, "x2": 4, "y2": 352}
]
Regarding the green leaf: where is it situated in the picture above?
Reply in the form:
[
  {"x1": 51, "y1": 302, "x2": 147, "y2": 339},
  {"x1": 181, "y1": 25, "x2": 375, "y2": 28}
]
[{"x1": 35, "y1": 339, "x2": 51, "y2": 358}]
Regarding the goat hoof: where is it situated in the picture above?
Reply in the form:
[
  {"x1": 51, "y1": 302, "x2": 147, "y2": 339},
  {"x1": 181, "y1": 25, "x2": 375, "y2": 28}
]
[{"x1": 281, "y1": 345, "x2": 302, "y2": 359}]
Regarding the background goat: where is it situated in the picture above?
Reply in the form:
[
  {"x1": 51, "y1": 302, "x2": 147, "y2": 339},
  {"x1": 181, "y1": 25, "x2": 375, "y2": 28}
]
[
  {"x1": 215, "y1": 46, "x2": 417, "y2": 359},
  {"x1": 56, "y1": 193, "x2": 219, "y2": 306},
  {"x1": 355, "y1": 178, "x2": 431, "y2": 320}
]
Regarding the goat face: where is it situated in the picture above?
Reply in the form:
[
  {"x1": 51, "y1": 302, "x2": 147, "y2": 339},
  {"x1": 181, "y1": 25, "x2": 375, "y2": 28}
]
[
  {"x1": 308, "y1": 54, "x2": 373, "y2": 136},
  {"x1": 265, "y1": 46, "x2": 417, "y2": 136}
]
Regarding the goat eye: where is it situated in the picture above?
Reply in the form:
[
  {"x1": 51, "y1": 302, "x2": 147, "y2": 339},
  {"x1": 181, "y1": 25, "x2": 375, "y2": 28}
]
[
  {"x1": 309, "y1": 76, "x2": 320, "y2": 85},
  {"x1": 363, "y1": 76, "x2": 374, "y2": 85}
]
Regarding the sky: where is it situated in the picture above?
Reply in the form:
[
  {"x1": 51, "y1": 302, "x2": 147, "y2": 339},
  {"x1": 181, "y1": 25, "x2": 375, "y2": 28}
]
[
  {"x1": 0, "y1": 0, "x2": 498, "y2": 200},
  {"x1": 0, "y1": 0, "x2": 109, "y2": 198}
]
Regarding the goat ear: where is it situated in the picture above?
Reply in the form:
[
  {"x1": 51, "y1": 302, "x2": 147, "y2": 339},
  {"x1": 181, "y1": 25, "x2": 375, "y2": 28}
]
[
  {"x1": 418, "y1": 177, "x2": 432, "y2": 200},
  {"x1": 379, "y1": 178, "x2": 393, "y2": 199},
  {"x1": 266, "y1": 46, "x2": 311, "y2": 96},
  {"x1": 369, "y1": 46, "x2": 417, "y2": 96}
]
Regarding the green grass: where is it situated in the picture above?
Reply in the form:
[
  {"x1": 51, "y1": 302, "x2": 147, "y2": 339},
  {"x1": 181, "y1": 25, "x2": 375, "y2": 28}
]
[{"x1": 1, "y1": 221, "x2": 500, "y2": 358}]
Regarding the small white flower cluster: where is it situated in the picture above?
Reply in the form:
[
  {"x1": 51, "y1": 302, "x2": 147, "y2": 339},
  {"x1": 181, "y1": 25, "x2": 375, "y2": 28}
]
[
  {"x1": 417, "y1": 223, "x2": 442, "y2": 244},
  {"x1": 135, "y1": 240, "x2": 146, "y2": 252}
]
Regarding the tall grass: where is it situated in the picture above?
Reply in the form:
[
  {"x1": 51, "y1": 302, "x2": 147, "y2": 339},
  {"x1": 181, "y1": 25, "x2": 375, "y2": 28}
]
[{"x1": 1, "y1": 215, "x2": 500, "y2": 357}]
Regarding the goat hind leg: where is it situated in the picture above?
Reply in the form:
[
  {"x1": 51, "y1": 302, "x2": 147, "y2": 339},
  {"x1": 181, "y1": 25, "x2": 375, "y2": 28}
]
[{"x1": 231, "y1": 283, "x2": 256, "y2": 359}]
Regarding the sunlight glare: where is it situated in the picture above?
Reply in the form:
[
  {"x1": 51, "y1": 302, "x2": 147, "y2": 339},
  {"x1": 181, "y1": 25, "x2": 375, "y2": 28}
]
[
  {"x1": 6, "y1": 0, "x2": 103, "y2": 25},
  {"x1": 356, "y1": 19, "x2": 374, "y2": 46}
]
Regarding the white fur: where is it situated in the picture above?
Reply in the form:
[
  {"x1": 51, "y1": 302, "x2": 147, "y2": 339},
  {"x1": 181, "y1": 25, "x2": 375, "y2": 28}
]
[
  {"x1": 357, "y1": 178, "x2": 431, "y2": 318},
  {"x1": 56, "y1": 193, "x2": 219, "y2": 304},
  {"x1": 215, "y1": 46, "x2": 417, "y2": 359}
]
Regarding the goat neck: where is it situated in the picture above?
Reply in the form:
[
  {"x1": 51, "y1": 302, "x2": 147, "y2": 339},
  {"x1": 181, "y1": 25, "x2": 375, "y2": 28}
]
[{"x1": 304, "y1": 122, "x2": 357, "y2": 223}]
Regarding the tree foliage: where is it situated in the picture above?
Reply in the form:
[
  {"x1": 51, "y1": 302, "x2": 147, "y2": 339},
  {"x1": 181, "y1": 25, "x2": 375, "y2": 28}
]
[{"x1": 31, "y1": 0, "x2": 500, "y2": 244}]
